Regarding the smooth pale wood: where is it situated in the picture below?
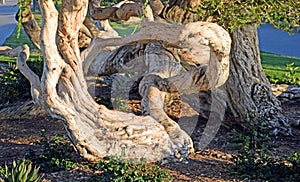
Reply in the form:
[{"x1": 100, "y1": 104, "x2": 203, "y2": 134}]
[
  {"x1": 82, "y1": 19, "x2": 231, "y2": 155},
  {"x1": 15, "y1": 45, "x2": 41, "y2": 105},
  {"x1": 6, "y1": 0, "x2": 231, "y2": 162},
  {"x1": 36, "y1": 0, "x2": 196, "y2": 162},
  {"x1": 0, "y1": 45, "x2": 26, "y2": 57}
]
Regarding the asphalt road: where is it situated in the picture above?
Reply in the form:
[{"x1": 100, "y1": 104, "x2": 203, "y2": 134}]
[{"x1": 0, "y1": 0, "x2": 18, "y2": 46}]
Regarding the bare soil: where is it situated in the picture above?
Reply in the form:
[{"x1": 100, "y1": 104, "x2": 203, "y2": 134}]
[{"x1": 0, "y1": 99, "x2": 299, "y2": 181}]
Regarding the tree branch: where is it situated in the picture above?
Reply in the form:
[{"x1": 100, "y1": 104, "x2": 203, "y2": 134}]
[
  {"x1": 16, "y1": 1, "x2": 41, "y2": 50},
  {"x1": 16, "y1": 45, "x2": 42, "y2": 105},
  {"x1": 89, "y1": 1, "x2": 154, "y2": 22},
  {"x1": 0, "y1": 45, "x2": 41, "y2": 105}
]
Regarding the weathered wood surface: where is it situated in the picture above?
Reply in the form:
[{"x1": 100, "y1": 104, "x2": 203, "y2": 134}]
[
  {"x1": 224, "y1": 25, "x2": 289, "y2": 135},
  {"x1": 272, "y1": 84, "x2": 300, "y2": 103},
  {"x1": 1, "y1": 0, "x2": 293, "y2": 163},
  {"x1": 159, "y1": 0, "x2": 292, "y2": 135},
  {"x1": 4, "y1": 0, "x2": 231, "y2": 162},
  {"x1": 17, "y1": 1, "x2": 41, "y2": 50}
]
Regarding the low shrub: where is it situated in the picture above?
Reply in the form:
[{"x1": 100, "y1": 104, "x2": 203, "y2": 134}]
[
  {"x1": 97, "y1": 156, "x2": 172, "y2": 182},
  {"x1": 230, "y1": 118, "x2": 300, "y2": 181},
  {"x1": 0, "y1": 59, "x2": 43, "y2": 108},
  {"x1": 25, "y1": 129, "x2": 82, "y2": 172}
]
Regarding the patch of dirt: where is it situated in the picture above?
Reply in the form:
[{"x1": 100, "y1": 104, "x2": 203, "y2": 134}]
[{"x1": 0, "y1": 99, "x2": 299, "y2": 181}]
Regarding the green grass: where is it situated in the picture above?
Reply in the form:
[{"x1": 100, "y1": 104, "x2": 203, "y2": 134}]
[
  {"x1": 109, "y1": 21, "x2": 141, "y2": 36},
  {"x1": 260, "y1": 51, "x2": 300, "y2": 84},
  {"x1": 0, "y1": 13, "x2": 42, "y2": 63}
]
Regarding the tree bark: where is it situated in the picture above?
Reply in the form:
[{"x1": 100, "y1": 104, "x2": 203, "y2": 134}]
[
  {"x1": 9, "y1": 0, "x2": 233, "y2": 162},
  {"x1": 10, "y1": 0, "x2": 288, "y2": 164},
  {"x1": 161, "y1": 0, "x2": 290, "y2": 135},
  {"x1": 16, "y1": 1, "x2": 41, "y2": 50},
  {"x1": 225, "y1": 26, "x2": 289, "y2": 134},
  {"x1": 89, "y1": 1, "x2": 143, "y2": 21},
  {"x1": 11, "y1": 0, "x2": 220, "y2": 162}
]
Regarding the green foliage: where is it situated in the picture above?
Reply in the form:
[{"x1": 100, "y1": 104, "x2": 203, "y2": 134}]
[
  {"x1": 25, "y1": 129, "x2": 82, "y2": 172},
  {"x1": 0, "y1": 59, "x2": 43, "y2": 107},
  {"x1": 287, "y1": 152, "x2": 300, "y2": 180},
  {"x1": 109, "y1": 21, "x2": 141, "y2": 36},
  {"x1": 0, "y1": 65, "x2": 24, "y2": 105},
  {"x1": 16, "y1": 0, "x2": 32, "y2": 38},
  {"x1": 264, "y1": 62, "x2": 300, "y2": 85},
  {"x1": 0, "y1": 165, "x2": 5, "y2": 180},
  {"x1": 188, "y1": 0, "x2": 300, "y2": 32},
  {"x1": 230, "y1": 119, "x2": 300, "y2": 181},
  {"x1": 3, "y1": 159, "x2": 40, "y2": 182},
  {"x1": 283, "y1": 62, "x2": 300, "y2": 85},
  {"x1": 97, "y1": 156, "x2": 172, "y2": 182}
]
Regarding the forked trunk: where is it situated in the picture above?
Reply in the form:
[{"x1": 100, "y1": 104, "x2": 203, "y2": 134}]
[
  {"x1": 3, "y1": 1, "x2": 291, "y2": 165},
  {"x1": 12, "y1": 0, "x2": 232, "y2": 162}
]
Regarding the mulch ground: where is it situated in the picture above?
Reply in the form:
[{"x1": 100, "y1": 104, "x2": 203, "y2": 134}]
[{"x1": 0, "y1": 100, "x2": 299, "y2": 181}]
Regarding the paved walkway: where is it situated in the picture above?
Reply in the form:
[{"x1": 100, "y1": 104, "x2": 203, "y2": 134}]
[{"x1": 0, "y1": 0, "x2": 18, "y2": 46}]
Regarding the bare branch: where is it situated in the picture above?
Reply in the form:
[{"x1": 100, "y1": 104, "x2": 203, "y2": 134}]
[
  {"x1": 89, "y1": 1, "x2": 154, "y2": 21},
  {"x1": 83, "y1": 17, "x2": 99, "y2": 38},
  {"x1": 0, "y1": 46, "x2": 21, "y2": 57},
  {"x1": 148, "y1": 0, "x2": 165, "y2": 16},
  {"x1": 16, "y1": 45, "x2": 42, "y2": 105}
]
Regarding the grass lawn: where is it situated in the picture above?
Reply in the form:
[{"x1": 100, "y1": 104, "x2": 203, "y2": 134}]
[
  {"x1": 261, "y1": 51, "x2": 300, "y2": 84},
  {"x1": 0, "y1": 26, "x2": 42, "y2": 63},
  {"x1": 1, "y1": 20, "x2": 299, "y2": 85},
  {"x1": 109, "y1": 21, "x2": 141, "y2": 36}
]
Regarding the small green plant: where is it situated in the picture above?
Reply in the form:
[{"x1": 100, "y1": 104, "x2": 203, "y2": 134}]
[
  {"x1": 25, "y1": 129, "x2": 82, "y2": 172},
  {"x1": 0, "y1": 59, "x2": 43, "y2": 107},
  {"x1": 112, "y1": 97, "x2": 128, "y2": 112},
  {"x1": 0, "y1": 65, "x2": 28, "y2": 106},
  {"x1": 0, "y1": 165, "x2": 5, "y2": 181},
  {"x1": 230, "y1": 118, "x2": 300, "y2": 181},
  {"x1": 97, "y1": 156, "x2": 172, "y2": 182},
  {"x1": 3, "y1": 159, "x2": 40, "y2": 182},
  {"x1": 287, "y1": 152, "x2": 300, "y2": 181},
  {"x1": 283, "y1": 62, "x2": 300, "y2": 85}
]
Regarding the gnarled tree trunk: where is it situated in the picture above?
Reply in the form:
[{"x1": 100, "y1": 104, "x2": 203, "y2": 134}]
[
  {"x1": 161, "y1": 0, "x2": 290, "y2": 136},
  {"x1": 2, "y1": 0, "x2": 291, "y2": 163},
  {"x1": 225, "y1": 25, "x2": 289, "y2": 134},
  {"x1": 9, "y1": 0, "x2": 231, "y2": 162}
]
